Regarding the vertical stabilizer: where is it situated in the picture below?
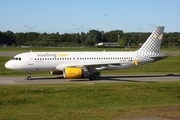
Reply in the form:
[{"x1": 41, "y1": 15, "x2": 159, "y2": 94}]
[{"x1": 138, "y1": 26, "x2": 164, "y2": 53}]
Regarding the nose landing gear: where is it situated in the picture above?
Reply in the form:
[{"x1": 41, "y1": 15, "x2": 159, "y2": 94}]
[{"x1": 27, "y1": 71, "x2": 32, "y2": 80}]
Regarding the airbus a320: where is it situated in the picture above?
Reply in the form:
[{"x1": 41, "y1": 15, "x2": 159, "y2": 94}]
[{"x1": 5, "y1": 26, "x2": 167, "y2": 80}]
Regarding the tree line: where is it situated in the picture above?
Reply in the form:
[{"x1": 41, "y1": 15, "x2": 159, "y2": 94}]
[{"x1": 0, "y1": 29, "x2": 180, "y2": 48}]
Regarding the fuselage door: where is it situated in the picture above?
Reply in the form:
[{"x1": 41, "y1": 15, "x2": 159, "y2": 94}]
[{"x1": 27, "y1": 54, "x2": 33, "y2": 65}]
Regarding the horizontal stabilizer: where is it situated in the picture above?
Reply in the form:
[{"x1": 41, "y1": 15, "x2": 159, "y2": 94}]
[{"x1": 150, "y1": 53, "x2": 167, "y2": 61}]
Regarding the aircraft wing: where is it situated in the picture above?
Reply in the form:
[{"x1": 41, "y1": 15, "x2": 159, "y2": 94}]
[{"x1": 56, "y1": 62, "x2": 131, "y2": 71}]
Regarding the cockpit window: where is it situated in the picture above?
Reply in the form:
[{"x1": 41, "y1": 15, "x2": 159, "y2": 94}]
[{"x1": 12, "y1": 57, "x2": 21, "y2": 61}]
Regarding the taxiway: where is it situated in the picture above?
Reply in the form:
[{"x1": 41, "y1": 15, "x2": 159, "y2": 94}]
[{"x1": 0, "y1": 74, "x2": 180, "y2": 85}]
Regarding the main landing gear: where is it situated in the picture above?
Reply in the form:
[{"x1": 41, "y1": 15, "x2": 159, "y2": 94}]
[
  {"x1": 89, "y1": 75, "x2": 96, "y2": 80},
  {"x1": 88, "y1": 72, "x2": 100, "y2": 80},
  {"x1": 27, "y1": 71, "x2": 32, "y2": 80}
]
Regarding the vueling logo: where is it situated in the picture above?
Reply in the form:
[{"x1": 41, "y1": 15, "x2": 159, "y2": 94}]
[
  {"x1": 37, "y1": 53, "x2": 69, "y2": 58},
  {"x1": 56, "y1": 53, "x2": 69, "y2": 57}
]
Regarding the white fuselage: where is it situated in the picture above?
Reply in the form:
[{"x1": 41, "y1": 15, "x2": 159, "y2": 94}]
[{"x1": 5, "y1": 51, "x2": 138, "y2": 72}]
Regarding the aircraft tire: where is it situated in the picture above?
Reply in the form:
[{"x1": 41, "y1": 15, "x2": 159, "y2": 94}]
[
  {"x1": 27, "y1": 76, "x2": 31, "y2": 80},
  {"x1": 89, "y1": 75, "x2": 96, "y2": 80}
]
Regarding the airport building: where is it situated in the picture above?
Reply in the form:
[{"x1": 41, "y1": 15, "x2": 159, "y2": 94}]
[{"x1": 95, "y1": 42, "x2": 119, "y2": 47}]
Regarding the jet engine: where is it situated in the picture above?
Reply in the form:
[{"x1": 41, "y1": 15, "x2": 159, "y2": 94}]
[
  {"x1": 63, "y1": 68, "x2": 83, "y2": 79},
  {"x1": 50, "y1": 71, "x2": 63, "y2": 75}
]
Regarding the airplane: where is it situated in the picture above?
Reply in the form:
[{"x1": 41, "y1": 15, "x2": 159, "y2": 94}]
[{"x1": 5, "y1": 26, "x2": 167, "y2": 80}]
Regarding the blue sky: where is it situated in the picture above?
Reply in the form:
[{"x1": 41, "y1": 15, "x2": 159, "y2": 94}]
[{"x1": 1, "y1": 0, "x2": 180, "y2": 33}]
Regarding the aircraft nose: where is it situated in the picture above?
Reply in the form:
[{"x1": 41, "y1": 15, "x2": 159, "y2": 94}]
[
  {"x1": 5, "y1": 61, "x2": 10, "y2": 69},
  {"x1": 5, "y1": 61, "x2": 14, "y2": 70}
]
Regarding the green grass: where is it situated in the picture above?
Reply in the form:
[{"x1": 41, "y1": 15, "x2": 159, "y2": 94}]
[
  {"x1": 0, "y1": 47, "x2": 136, "y2": 52},
  {"x1": 1, "y1": 49, "x2": 180, "y2": 119},
  {"x1": 0, "y1": 82, "x2": 180, "y2": 120},
  {"x1": 1, "y1": 47, "x2": 180, "y2": 52}
]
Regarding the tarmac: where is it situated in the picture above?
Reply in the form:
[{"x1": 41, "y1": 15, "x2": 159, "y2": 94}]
[{"x1": 0, "y1": 74, "x2": 180, "y2": 85}]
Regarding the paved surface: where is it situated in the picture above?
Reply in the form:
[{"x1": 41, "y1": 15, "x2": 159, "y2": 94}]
[
  {"x1": 0, "y1": 52, "x2": 22, "y2": 56},
  {"x1": 0, "y1": 74, "x2": 180, "y2": 85}
]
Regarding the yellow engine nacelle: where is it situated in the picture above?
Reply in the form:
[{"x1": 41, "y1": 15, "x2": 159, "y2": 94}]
[
  {"x1": 63, "y1": 68, "x2": 83, "y2": 79},
  {"x1": 50, "y1": 71, "x2": 63, "y2": 75}
]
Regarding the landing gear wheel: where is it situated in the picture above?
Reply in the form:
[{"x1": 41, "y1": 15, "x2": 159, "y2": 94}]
[
  {"x1": 27, "y1": 76, "x2": 31, "y2": 80},
  {"x1": 89, "y1": 75, "x2": 96, "y2": 80}
]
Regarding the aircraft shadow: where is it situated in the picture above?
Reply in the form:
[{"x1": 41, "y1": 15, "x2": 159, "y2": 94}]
[
  {"x1": 28, "y1": 76, "x2": 64, "y2": 80},
  {"x1": 71, "y1": 74, "x2": 180, "y2": 83},
  {"x1": 30, "y1": 74, "x2": 180, "y2": 83}
]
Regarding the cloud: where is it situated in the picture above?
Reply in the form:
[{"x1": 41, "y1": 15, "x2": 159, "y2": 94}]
[
  {"x1": 146, "y1": 22, "x2": 157, "y2": 28},
  {"x1": 75, "y1": 28, "x2": 81, "y2": 30},
  {"x1": 104, "y1": 14, "x2": 108, "y2": 17},
  {"x1": 24, "y1": 25, "x2": 38, "y2": 31},
  {"x1": 33, "y1": 26, "x2": 38, "y2": 28},
  {"x1": 71, "y1": 24, "x2": 77, "y2": 27},
  {"x1": 96, "y1": 28, "x2": 101, "y2": 31},
  {"x1": 136, "y1": 28, "x2": 143, "y2": 31},
  {"x1": 73, "y1": 25, "x2": 86, "y2": 32},
  {"x1": 87, "y1": 28, "x2": 92, "y2": 31},
  {"x1": 24, "y1": 24, "x2": 34, "y2": 30}
]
